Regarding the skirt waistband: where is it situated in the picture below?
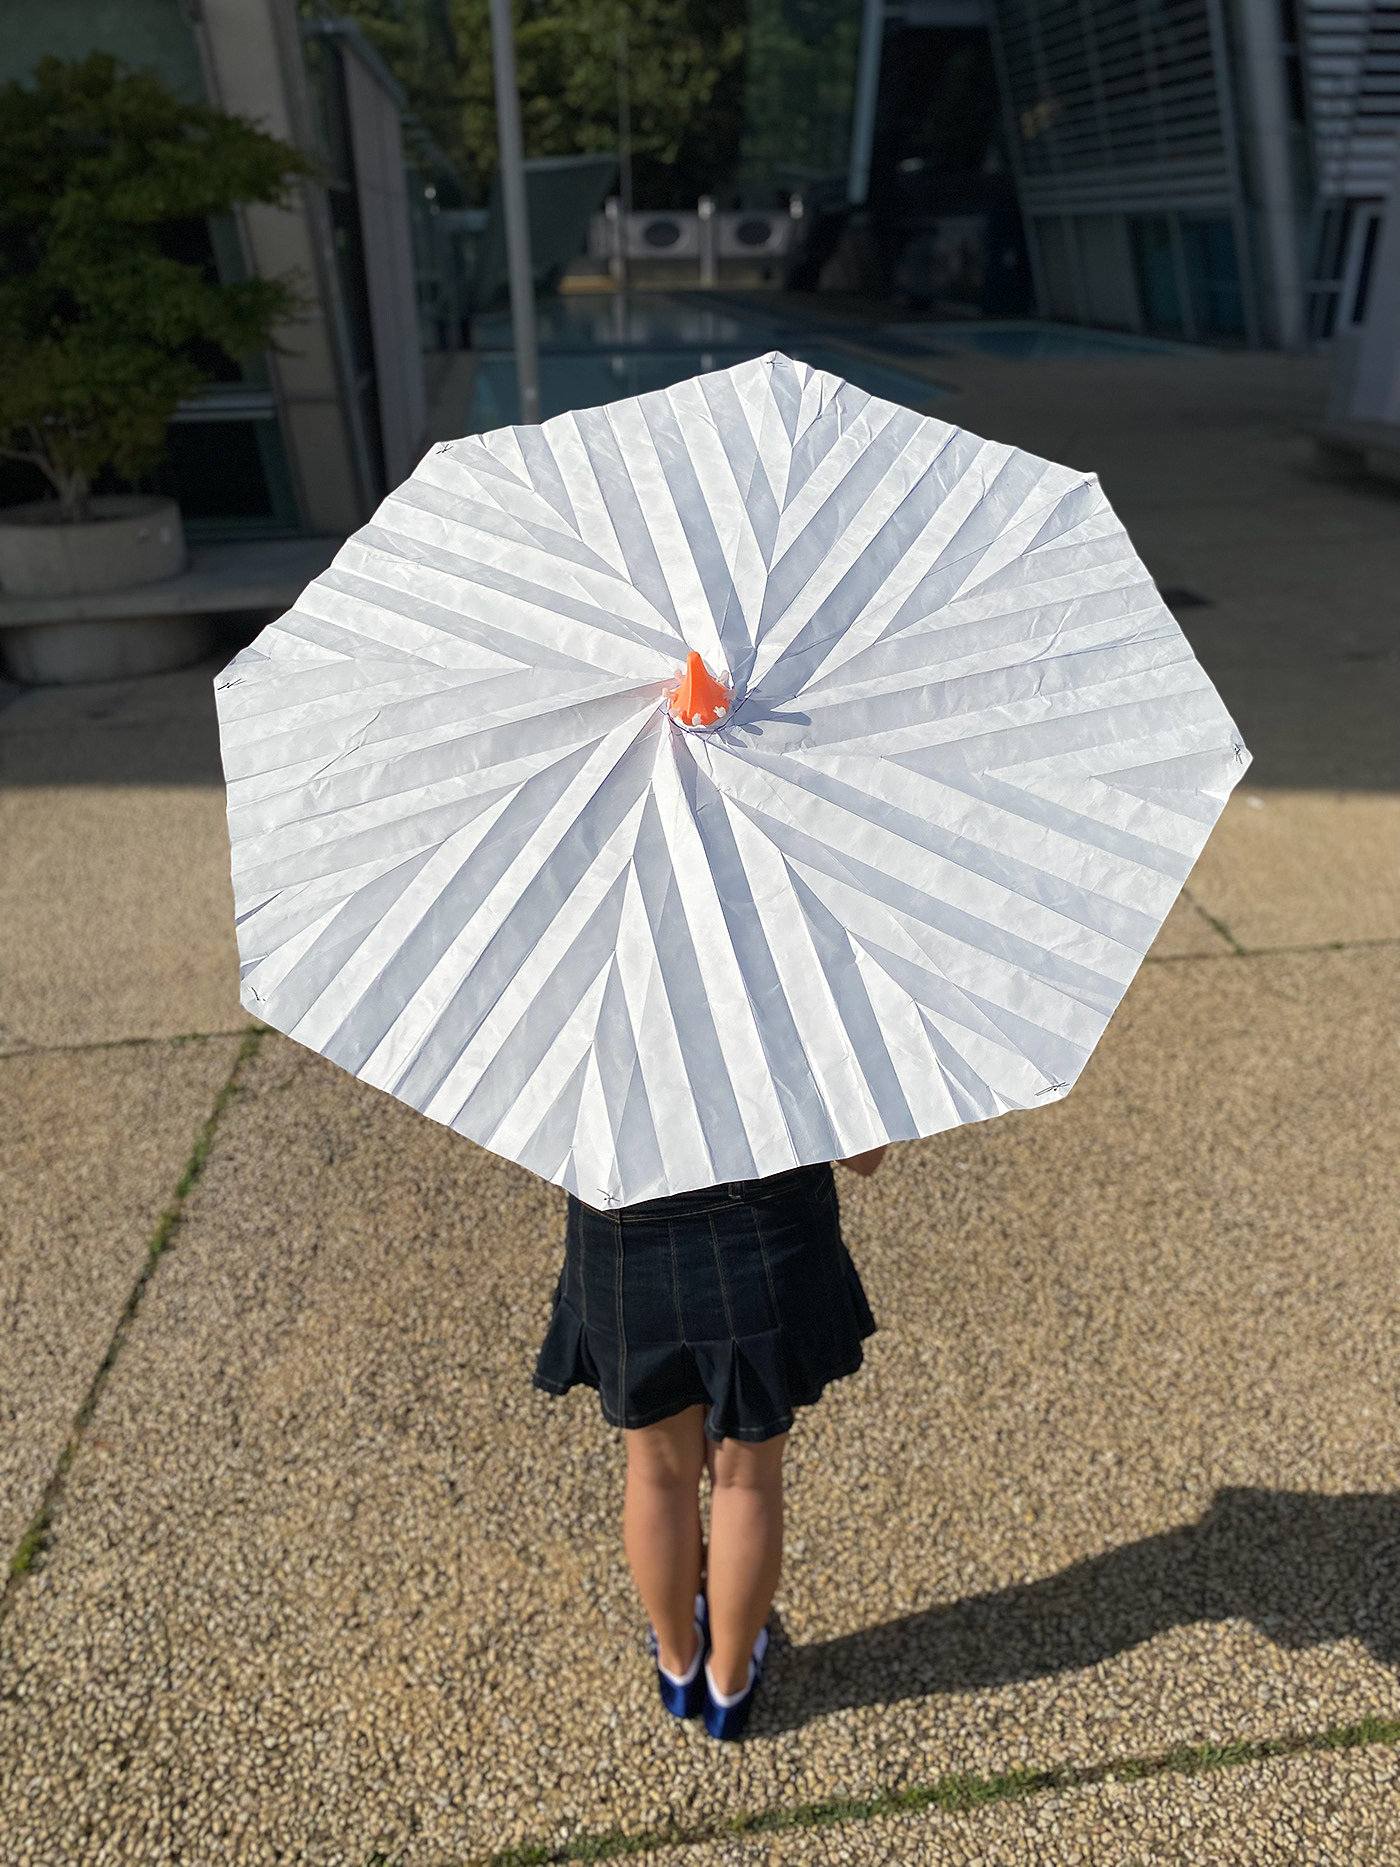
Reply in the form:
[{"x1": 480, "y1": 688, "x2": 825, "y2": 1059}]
[{"x1": 583, "y1": 1162, "x2": 831, "y2": 1225}]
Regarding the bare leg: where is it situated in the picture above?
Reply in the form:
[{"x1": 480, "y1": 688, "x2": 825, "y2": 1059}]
[
  {"x1": 706, "y1": 1432, "x2": 788, "y2": 1696},
  {"x1": 701, "y1": 1434, "x2": 717, "y2": 1589},
  {"x1": 623, "y1": 1404, "x2": 707, "y2": 1676}
]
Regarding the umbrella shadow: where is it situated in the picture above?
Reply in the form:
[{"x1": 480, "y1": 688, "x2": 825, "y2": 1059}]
[
  {"x1": 759, "y1": 1488, "x2": 1400, "y2": 1733},
  {"x1": 724, "y1": 698, "x2": 813, "y2": 743}
]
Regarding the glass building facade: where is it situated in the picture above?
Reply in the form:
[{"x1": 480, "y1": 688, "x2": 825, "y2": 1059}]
[
  {"x1": 990, "y1": 0, "x2": 1260, "y2": 338},
  {"x1": 990, "y1": 0, "x2": 1400, "y2": 345}
]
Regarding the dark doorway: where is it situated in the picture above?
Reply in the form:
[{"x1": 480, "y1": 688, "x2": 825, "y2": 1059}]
[{"x1": 866, "y1": 21, "x2": 1032, "y2": 315}]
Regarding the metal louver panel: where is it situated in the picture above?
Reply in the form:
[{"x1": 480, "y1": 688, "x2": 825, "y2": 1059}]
[
  {"x1": 993, "y1": 0, "x2": 1235, "y2": 211},
  {"x1": 1305, "y1": 0, "x2": 1400, "y2": 198}
]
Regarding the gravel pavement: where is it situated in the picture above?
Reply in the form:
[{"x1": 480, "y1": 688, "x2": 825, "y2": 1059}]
[
  {"x1": 2, "y1": 941, "x2": 1396, "y2": 1861},
  {"x1": 0, "y1": 664, "x2": 244, "y2": 1052},
  {"x1": 0, "y1": 1037, "x2": 241, "y2": 1555},
  {"x1": 1, "y1": 339, "x2": 1397, "y2": 1864}
]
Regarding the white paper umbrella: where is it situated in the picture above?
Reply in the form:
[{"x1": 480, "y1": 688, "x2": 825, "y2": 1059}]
[{"x1": 217, "y1": 352, "x2": 1249, "y2": 1209}]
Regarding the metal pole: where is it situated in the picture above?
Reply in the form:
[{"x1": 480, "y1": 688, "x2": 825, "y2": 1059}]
[
  {"x1": 605, "y1": 194, "x2": 625, "y2": 286},
  {"x1": 847, "y1": 0, "x2": 885, "y2": 206},
  {"x1": 698, "y1": 194, "x2": 716, "y2": 287},
  {"x1": 1232, "y1": 0, "x2": 1306, "y2": 345},
  {"x1": 488, "y1": 0, "x2": 541, "y2": 422},
  {"x1": 616, "y1": 8, "x2": 632, "y2": 291}
]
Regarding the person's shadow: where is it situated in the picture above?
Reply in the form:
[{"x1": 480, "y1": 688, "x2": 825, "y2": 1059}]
[{"x1": 760, "y1": 1489, "x2": 1400, "y2": 1732}]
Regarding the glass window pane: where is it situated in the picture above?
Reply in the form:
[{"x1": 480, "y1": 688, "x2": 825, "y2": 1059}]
[
  {"x1": 1181, "y1": 217, "x2": 1245, "y2": 335},
  {"x1": 157, "y1": 420, "x2": 298, "y2": 531},
  {"x1": 1129, "y1": 215, "x2": 1183, "y2": 332},
  {"x1": 1036, "y1": 216, "x2": 1079, "y2": 319}
]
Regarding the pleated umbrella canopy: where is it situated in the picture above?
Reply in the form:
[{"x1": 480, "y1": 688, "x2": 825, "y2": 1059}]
[{"x1": 217, "y1": 352, "x2": 1249, "y2": 1209}]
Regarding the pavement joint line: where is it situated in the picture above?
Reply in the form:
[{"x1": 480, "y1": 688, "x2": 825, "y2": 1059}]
[
  {"x1": 0, "y1": 1026, "x2": 255, "y2": 1062},
  {"x1": 5, "y1": 928, "x2": 1399, "y2": 1065},
  {"x1": 463, "y1": 1716, "x2": 1400, "y2": 1867},
  {"x1": 1180, "y1": 885, "x2": 1245, "y2": 955},
  {"x1": 1143, "y1": 934, "x2": 1400, "y2": 966},
  {"x1": 1, "y1": 1023, "x2": 266, "y2": 1605}
]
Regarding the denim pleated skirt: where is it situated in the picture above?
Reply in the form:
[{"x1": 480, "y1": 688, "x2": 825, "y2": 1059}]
[{"x1": 532, "y1": 1162, "x2": 876, "y2": 1443}]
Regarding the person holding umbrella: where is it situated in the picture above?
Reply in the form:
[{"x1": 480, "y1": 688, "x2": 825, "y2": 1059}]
[
  {"x1": 535, "y1": 1115, "x2": 888, "y2": 1737},
  {"x1": 216, "y1": 355, "x2": 1248, "y2": 1747}
]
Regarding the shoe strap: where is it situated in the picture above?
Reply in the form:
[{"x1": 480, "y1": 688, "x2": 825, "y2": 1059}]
[
  {"x1": 705, "y1": 1622, "x2": 769, "y2": 1703},
  {"x1": 704, "y1": 1656, "x2": 755, "y2": 1708},
  {"x1": 656, "y1": 1617, "x2": 705, "y2": 1687}
]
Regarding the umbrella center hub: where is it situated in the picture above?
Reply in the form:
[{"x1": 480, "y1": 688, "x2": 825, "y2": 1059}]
[{"x1": 667, "y1": 650, "x2": 732, "y2": 730}]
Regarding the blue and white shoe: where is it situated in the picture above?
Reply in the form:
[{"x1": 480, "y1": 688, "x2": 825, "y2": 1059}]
[
  {"x1": 702, "y1": 1626, "x2": 769, "y2": 1741},
  {"x1": 646, "y1": 1593, "x2": 709, "y2": 1720}
]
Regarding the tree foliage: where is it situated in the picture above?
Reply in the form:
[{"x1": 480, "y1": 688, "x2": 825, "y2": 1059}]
[
  {"x1": 739, "y1": 0, "x2": 860, "y2": 187},
  {"x1": 305, "y1": 0, "x2": 469, "y2": 187},
  {"x1": 313, "y1": 0, "x2": 746, "y2": 208},
  {"x1": 450, "y1": 0, "x2": 744, "y2": 206},
  {"x1": 0, "y1": 54, "x2": 314, "y2": 520}
]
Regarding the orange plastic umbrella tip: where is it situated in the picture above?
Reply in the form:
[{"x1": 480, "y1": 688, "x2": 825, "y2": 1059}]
[{"x1": 668, "y1": 650, "x2": 732, "y2": 727}]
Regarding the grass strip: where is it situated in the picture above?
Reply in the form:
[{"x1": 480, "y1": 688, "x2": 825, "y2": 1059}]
[
  {"x1": 3, "y1": 1025, "x2": 265, "y2": 1600},
  {"x1": 472, "y1": 1715, "x2": 1400, "y2": 1866}
]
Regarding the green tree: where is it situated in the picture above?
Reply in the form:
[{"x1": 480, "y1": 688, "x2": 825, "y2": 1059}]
[
  {"x1": 739, "y1": 0, "x2": 860, "y2": 190},
  {"x1": 454, "y1": 0, "x2": 745, "y2": 207},
  {"x1": 0, "y1": 54, "x2": 314, "y2": 522},
  {"x1": 305, "y1": 0, "x2": 469, "y2": 185}
]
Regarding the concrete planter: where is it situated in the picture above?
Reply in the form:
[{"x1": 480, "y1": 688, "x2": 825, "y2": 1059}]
[
  {"x1": 0, "y1": 612, "x2": 214, "y2": 685},
  {"x1": 0, "y1": 495, "x2": 185, "y2": 596},
  {"x1": 0, "y1": 495, "x2": 211, "y2": 684}
]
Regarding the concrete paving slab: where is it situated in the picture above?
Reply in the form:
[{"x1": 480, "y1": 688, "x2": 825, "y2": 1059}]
[
  {"x1": 0, "y1": 661, "x2": 245, "y2": 1050},
  {"x1": 1120, "y1": 487, "x2": 1400, "y2": 667},
  {"x1": 1062, "y1": 421, "x2": 1354, "y2": 520},
  {"x1": 1, "y1": 946, "x2": 1395, "y2": 1863},
  {"x1": 0, "y1": 1036, "x2": 240, "y2": 1558},
  {"x1": 0, "y1": 659, "x2": 227, "y2": 788},
  {"x1": 1187, "y1": 788, "x2": 1400, "y2": 949},
  {"x1": 937, "y1": 352, "x2": 1400, "y2": 797},
  {"x1": 932, "y1": 353, "x2": 1330, "y2": 499},
  {"x1": 1203, "y1": 658, "x2": 1400, "y2": 794},
  {"x1": 647, "y1": 1743, "x2": 1400, "y2": 1865},
  {"x1": 0, "y1": 784, "x2": 245, "y2": 1049}
]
